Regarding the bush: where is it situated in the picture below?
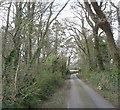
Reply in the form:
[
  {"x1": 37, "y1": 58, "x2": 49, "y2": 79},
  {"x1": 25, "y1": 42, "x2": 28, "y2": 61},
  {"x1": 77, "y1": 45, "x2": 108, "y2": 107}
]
[
  {"x1": 81, "y1": 69, "x2": 118, "y2": 93},
  {"x1": 22, "y1": 94, "x2": 39, "y2": 108},
  {"x1": 44, "y1": 54, "x2": 68, "y2": 74},
  {"x1": 5, "y1": 73, "x2": 64, "y2": 108},
  {"x1": 38, "y1": 73, "x2": 64, "y2": 100},
  {"x1": 3, "y1": 54, "x2": 67, "y2": 108},
  {"x1": 80, "y1": 69, "x2": 119, "y2": 106},
  {"x1": 64, "y1": 67, "x2": 71, "y2": 79}
]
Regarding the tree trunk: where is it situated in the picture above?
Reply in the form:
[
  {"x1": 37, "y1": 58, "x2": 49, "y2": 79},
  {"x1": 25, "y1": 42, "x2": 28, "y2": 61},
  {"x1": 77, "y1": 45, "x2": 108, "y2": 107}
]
[
  {"x1": 84, "y1": 0, "x2": 120, "y2": 69},
  {"x1": 93, "y1": 26, "x2": 105, "y2": 71},
  {"x1": 3, "y1": 3, "x2": 12, "y2": 74},
  {"x1": 14, "y1": 2, "x2": 22, "y2": 70},
  {"x1": 27, "y1": 2, "x2": 35, "y2": 63},
  {"x1": 82, "y1": 19, "x2": 92, "y2": 70},
  {"x1": 104, "y1": 27, "x2": 120, "y2": 68}
]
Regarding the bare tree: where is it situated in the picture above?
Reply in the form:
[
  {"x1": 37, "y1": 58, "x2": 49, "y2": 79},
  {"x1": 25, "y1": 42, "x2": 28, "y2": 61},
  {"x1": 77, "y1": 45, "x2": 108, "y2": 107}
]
[
  {"x1": 2, "y1": 2, "x2": 12, "y2": 74},
  {"x1": 31, "y1": 0, "x2": 70, "y2": 64},
  {"x1": 110, "y1": 1, "x2": 120, "y2": 48},
  {"x1": 83, "y1": 0, "x2": 120, "y2": 69}
]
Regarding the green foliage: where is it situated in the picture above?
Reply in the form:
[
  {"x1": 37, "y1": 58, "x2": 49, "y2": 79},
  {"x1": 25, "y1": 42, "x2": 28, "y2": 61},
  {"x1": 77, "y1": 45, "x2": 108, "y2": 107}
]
[
  {"x1": 64, "y1": 67, "x2": 71, "y2": 79},
  {"x1": 22, "y1": 94, "x2": 40, "y2": 108},
  {"x1": 5, "y1": 49, "x2": 16, "y2": 65},
  {"x1": 3, "y1": 54, "x2": 68, "y2": 108},
  {"x1": 44, "y1": 54, "x2": 69, "y2": 77},
  {"x1": 44, "y1": 55, "x2": 60, "y2": 72},
  {"x1": 80, "y1": 69, "x2": 119, "y2": 106},
  {"x1": 20, "y1": 73, "x2": 64, "y2": 108},
  {"x1": 64, "y1": 67, "x2": 71, "y2": 75},
  {"x1": 38, "y1": 73, "x2": 64, "y2": 100},
  {"x1": 42, "y1": 87, "x2": 66, "y2": 108},
  {"x1": 3, "y1": 72, "x2": 64, "y2": 108},
  {"x1": 81, "y1": 69, "x2": 118, "y2": 96}
]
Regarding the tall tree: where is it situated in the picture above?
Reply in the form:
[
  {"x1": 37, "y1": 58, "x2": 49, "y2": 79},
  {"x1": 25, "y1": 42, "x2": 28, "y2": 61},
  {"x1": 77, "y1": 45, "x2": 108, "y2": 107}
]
[
  {"x1": 31, "y1": 0, "x2": 70, "y2": 64},
  {"x1": 27, "y1": 2, "x2": 35, "y2": 63},
  {"x1": 84, "y1": 8, "x2": 105, "y2": 70},
  {"x1": 83, "y1": 0, "x2": 120, "y2": 69},
  {"x1": 52, "y1": 20, "x2": 61, "y2": 55},
  {"x1": 2, "y1": 2, "x2": 12, "y2": 74},
  {"x1": 110, "y1": 1, "x2": 120, "y2": 48},
  {"x1": 13, "y1": 2, "x2": 22, "y2": 69}
]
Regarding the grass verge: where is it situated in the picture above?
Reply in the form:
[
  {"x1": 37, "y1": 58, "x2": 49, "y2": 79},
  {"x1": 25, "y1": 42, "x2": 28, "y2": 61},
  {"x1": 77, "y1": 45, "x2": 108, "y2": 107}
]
[
  {"x1": 76, "y1": 70, "x2": 119, "y2": 108},
  {"x1": 41, "y1": 79, "x2": 71, "y2": 108}
]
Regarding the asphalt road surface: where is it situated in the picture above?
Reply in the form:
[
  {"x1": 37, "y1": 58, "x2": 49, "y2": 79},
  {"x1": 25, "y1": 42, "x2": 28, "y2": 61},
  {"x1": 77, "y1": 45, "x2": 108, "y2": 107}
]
[{"x1": 67, "y1": 74, "x2": 117, "y2": 108}]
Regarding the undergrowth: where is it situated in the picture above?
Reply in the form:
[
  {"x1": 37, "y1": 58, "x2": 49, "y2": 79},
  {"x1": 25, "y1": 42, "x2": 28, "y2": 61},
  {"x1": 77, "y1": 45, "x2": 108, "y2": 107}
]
[
  {"x1": 79, "y1": 69, "x2": 119, "y2": 107},
  {"x1": 3, "y1": 55, "x2": 70, "y2": 108}
]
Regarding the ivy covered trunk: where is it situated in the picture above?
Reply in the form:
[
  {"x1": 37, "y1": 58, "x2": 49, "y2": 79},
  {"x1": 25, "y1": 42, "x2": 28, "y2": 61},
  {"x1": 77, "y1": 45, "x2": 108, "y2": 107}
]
[{"x1": 93, "y1": 26, "x2": 104, "y2": 71}]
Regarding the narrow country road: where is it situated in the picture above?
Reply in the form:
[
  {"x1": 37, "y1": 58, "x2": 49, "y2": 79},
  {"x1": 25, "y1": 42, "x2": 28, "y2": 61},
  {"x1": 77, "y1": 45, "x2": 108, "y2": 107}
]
[{"x1": 67, "y1": 74, "x2": 117, "y2": 108}]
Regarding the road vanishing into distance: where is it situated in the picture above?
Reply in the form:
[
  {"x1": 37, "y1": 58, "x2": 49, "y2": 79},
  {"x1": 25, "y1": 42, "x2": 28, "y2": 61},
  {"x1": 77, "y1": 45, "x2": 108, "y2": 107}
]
[{"x1": 67, "y1": 74, "x2": 117, "y2": 109}]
